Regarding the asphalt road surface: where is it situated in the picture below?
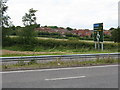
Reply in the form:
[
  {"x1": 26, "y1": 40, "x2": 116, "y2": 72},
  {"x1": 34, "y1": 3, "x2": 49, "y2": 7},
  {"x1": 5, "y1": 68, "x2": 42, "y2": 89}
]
[{"x1": 2, "y1": 64, "x2": 118, "y2": 88}]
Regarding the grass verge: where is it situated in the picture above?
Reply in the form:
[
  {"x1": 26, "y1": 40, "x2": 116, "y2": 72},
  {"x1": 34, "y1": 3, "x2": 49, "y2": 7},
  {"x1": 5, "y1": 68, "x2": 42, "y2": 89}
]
[
  {"x1": 2, "y1": 58, "x2": 119, "y2": 71},
  {"x1": 2, "y1": 49, "x2": 118, "y2": 57}
]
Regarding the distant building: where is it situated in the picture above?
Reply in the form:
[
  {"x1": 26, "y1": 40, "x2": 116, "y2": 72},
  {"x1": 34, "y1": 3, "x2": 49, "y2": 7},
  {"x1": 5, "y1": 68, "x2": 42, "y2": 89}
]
[
  {"x1": 72, "y1": 29, "x2": 93, "y2": 37},
  {"x1": 36, "y1": 27, "x2": 111, "y2": 37},
  {"x1": 103, "y1": 30, "x2": 111, "y2": 36},
  {"x1": 36, "y1": 27, "x2": 71, "y2": 35}
]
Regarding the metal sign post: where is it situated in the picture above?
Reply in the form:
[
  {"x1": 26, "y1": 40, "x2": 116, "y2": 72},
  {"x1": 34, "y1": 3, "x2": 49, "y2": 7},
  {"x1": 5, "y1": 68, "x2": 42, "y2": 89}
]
[
  {"x1": 97, "y1": 32, "x2": 100, "y2": 50},
  {"x1": 95, "y1": 42, "x2": 97, "y2": 49},
  {"x1": 101, "y1": 42, "x2": 103, "y2": 51},
  {"x1": 93, "y1": 23, "x2": 104, "y2": 51}
]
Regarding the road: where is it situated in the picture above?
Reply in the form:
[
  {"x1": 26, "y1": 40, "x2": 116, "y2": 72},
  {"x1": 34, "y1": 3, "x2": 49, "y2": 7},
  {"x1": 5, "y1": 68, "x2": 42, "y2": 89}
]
[{"x1": 2, "y1": 64, "x2": 118, "y2": 88}]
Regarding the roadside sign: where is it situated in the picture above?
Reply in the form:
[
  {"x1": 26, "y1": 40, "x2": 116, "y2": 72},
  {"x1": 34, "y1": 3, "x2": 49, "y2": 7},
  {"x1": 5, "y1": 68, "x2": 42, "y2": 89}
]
[
  {"x1": 93, "y1": 23, "x2": 103, "y2": 42},
  {"x1": 93, "y1": 23, "x2": 104, "y2": 51}
]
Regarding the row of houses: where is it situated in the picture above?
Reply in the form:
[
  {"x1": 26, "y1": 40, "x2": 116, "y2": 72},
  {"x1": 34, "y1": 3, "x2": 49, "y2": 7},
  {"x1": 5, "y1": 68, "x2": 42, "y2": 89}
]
[
  {"x1": 36, "y1": 27, "x2": 71, "y2": 35},
  {"x1": 36, "y1": 27, "x2": 111, "y2": 37},
  {"x1": 72, "y1": 30, "x2": 93, "y2": 37}
]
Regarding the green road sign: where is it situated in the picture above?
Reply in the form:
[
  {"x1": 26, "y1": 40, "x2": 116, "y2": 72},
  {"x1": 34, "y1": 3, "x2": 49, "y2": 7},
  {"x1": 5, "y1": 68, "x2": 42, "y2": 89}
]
[{"x1": 93, "y1": 23, "x2": 103, "y2": 42}]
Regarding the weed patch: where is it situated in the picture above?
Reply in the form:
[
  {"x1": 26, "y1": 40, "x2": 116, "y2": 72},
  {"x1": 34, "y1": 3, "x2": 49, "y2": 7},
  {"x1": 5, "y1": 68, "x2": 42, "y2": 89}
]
[
  {"x1": 3, "y1": 38, "x2": 118, "y2": 52},
  {"x1": 2, "y1": 58, "x2": 118, "y2": 71}
]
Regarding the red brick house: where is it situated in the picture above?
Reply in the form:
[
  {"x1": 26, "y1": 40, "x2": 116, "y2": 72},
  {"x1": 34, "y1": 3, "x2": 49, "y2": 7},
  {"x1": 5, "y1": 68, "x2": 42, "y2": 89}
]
[
  {"x1": 72, "y1": 29, "x2": 93, "y2": 37},
  {"x1": 103, "y1": 30, "x2": 111, "y2": 36},
  {"x1": 36, "y1": 27, "x2": 71, "y2": 35},
  {"x1": 36, "y1": 27, "x2": 111, "y2": 37}
]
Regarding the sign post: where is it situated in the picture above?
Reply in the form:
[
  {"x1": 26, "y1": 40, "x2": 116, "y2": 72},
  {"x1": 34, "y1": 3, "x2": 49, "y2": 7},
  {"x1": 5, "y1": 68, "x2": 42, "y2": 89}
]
[{"x1": 93, "y1": 23, "x2": 104, "y2": 51}]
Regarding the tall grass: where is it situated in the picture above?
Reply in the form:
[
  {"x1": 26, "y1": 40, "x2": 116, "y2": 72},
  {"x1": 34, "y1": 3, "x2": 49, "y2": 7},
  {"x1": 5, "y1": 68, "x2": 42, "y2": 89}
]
[
  {"x1": 2, "y1": 58, "x2": 118, "y2": 71},
  {"x1": 3, "y1": 37, "x2": 118, "y2": 52}
]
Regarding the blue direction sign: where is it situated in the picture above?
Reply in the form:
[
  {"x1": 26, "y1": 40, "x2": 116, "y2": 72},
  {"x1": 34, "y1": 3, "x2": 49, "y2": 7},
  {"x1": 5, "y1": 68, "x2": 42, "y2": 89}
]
[{"x1": 93, "y1": 23, "x2": 103, "y2": 42}]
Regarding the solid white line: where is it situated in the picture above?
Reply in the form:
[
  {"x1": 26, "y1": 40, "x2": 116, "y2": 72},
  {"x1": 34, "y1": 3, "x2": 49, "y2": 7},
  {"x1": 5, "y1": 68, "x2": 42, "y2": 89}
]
[
  {"x1": 1, "y1": 64, "x2": 118, "y2": 74},
  {"x1": 45, "y1": 76, "x2": 86, "y2": 81}
]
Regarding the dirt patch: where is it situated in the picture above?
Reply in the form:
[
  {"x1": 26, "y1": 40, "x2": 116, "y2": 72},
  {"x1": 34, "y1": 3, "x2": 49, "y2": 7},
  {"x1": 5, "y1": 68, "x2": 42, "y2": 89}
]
[{"x1": 1, "y1": 49, "x2": 71, "y2": 56}]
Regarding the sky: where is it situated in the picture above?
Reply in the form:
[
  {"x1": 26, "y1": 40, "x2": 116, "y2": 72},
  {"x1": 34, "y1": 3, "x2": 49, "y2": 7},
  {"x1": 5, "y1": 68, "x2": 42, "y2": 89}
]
[
  {"x1": 6, "y1": 0, "x2": 119, "y2": 30},
  {"x1": 118, "y1": 1, "x2": 120, "y2": 27}
]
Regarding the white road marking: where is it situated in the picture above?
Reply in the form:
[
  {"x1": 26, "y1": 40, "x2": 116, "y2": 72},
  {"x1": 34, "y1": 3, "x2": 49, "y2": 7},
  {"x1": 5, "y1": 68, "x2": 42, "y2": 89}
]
[
  {"x1": 45, "y1": 76, "x2": 86, "y2": 81},
  {"x1": 0, "y1": 64, "x2": 118, "y2": 74}
]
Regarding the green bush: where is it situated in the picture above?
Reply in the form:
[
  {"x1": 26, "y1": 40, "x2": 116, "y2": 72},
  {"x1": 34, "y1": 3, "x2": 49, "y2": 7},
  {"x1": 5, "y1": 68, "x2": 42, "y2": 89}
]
[
  {"x1": 104, "y1": 58, "x2": 114, "y2": 63},
  {"x1": 3, "y1": 37, "x2": 118, "y2": 51},
  {"x1": 28, "y1": 59, "x2": 37, "y2": 65},
  {"x1": 2, "y1": 37, "x2": 15, "y2": 47},
  {"x1": 2, "y1": 65, "x2": 9, "y2": 69},
  {"x1": 17, "y1": 60, "x2": 26, "y2": 66}
]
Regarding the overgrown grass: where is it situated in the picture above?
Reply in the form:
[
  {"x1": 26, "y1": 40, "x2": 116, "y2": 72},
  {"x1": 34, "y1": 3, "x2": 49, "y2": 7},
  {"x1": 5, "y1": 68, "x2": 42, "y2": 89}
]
[
  {"x1": 2, "y1": 37, "x2": 118, "y2": 57},
  {"x1": 2, "y1": 53, "x2": 66, "y2": 57},
  {"x1": 2, "y1": 58, "x2": 118, "y2": 71},
  {"x1": 2, "y1": 49, "x2": 118, "y2": 57},
  {"x1": 3, "y1": 37, "x2": 118, "y2": 50}
]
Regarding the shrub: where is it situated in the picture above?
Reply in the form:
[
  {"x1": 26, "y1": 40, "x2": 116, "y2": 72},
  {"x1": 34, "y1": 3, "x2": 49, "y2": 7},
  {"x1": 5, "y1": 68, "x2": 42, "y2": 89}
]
[
  {"x1": 17, "y1": 60, "x2": 26, "y2": 66},
  {"x1": 28, "y1": 59, "x2": 37, "y2": 65},
  {"x1": 104, "y1": 58, "x2": 114, "y2": 63},
  {"x1": 3, "y1": 37, "x2": 118, "y2": 51},
  {"x1": 2, "y1": 65, "x2": 9, "y2": 69}
]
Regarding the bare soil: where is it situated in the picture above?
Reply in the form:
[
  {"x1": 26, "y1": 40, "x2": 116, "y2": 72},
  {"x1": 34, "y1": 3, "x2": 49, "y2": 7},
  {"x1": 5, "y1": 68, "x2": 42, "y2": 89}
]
[{"x1": 1, "y1": 50, "x2": 71, "y2": 56}]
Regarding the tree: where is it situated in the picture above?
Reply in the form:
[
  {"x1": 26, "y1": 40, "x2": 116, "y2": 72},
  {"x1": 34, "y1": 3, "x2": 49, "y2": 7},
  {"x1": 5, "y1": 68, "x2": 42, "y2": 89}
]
[
  {"x1": 60, "y1": 27, "x2": 64, "y2": 29},
  {"x1": 48, "y1": 26, "x2": 58, "y2": 29},
  {"x1": 0, "y1": 0, "x2": 14, "y2": 46},
  {"x1": 111, "y1": 27, "x2": 120, "y2": 43},
  {"x1": 22, "y1": 8, "x2": 37, "y2": 26},
  {"x1": 109, "y1": 27, "x2": 115, "y2": 31},
  {"x1": 66, "y1": 27, "x2": 73, "y2": 31},
  {"x1": 0, "y1": 1, "x2": 13, "y2": 27},
  {"x1": 19, "y1": 8, "x2": 38, "y2": 45}
]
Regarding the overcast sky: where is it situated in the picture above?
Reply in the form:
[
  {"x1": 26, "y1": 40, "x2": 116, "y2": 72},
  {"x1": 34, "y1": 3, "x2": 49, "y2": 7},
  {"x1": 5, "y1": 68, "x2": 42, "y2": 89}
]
[{"x1": 6, "y1": 0, "x2": 119, "y2": 29}]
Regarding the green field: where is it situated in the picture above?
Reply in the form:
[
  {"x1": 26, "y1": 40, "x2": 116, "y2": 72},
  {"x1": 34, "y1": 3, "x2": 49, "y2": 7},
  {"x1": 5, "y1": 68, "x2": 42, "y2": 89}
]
[{"x1": 2, "y1": 37, "x2": 118, "y2": 57}]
